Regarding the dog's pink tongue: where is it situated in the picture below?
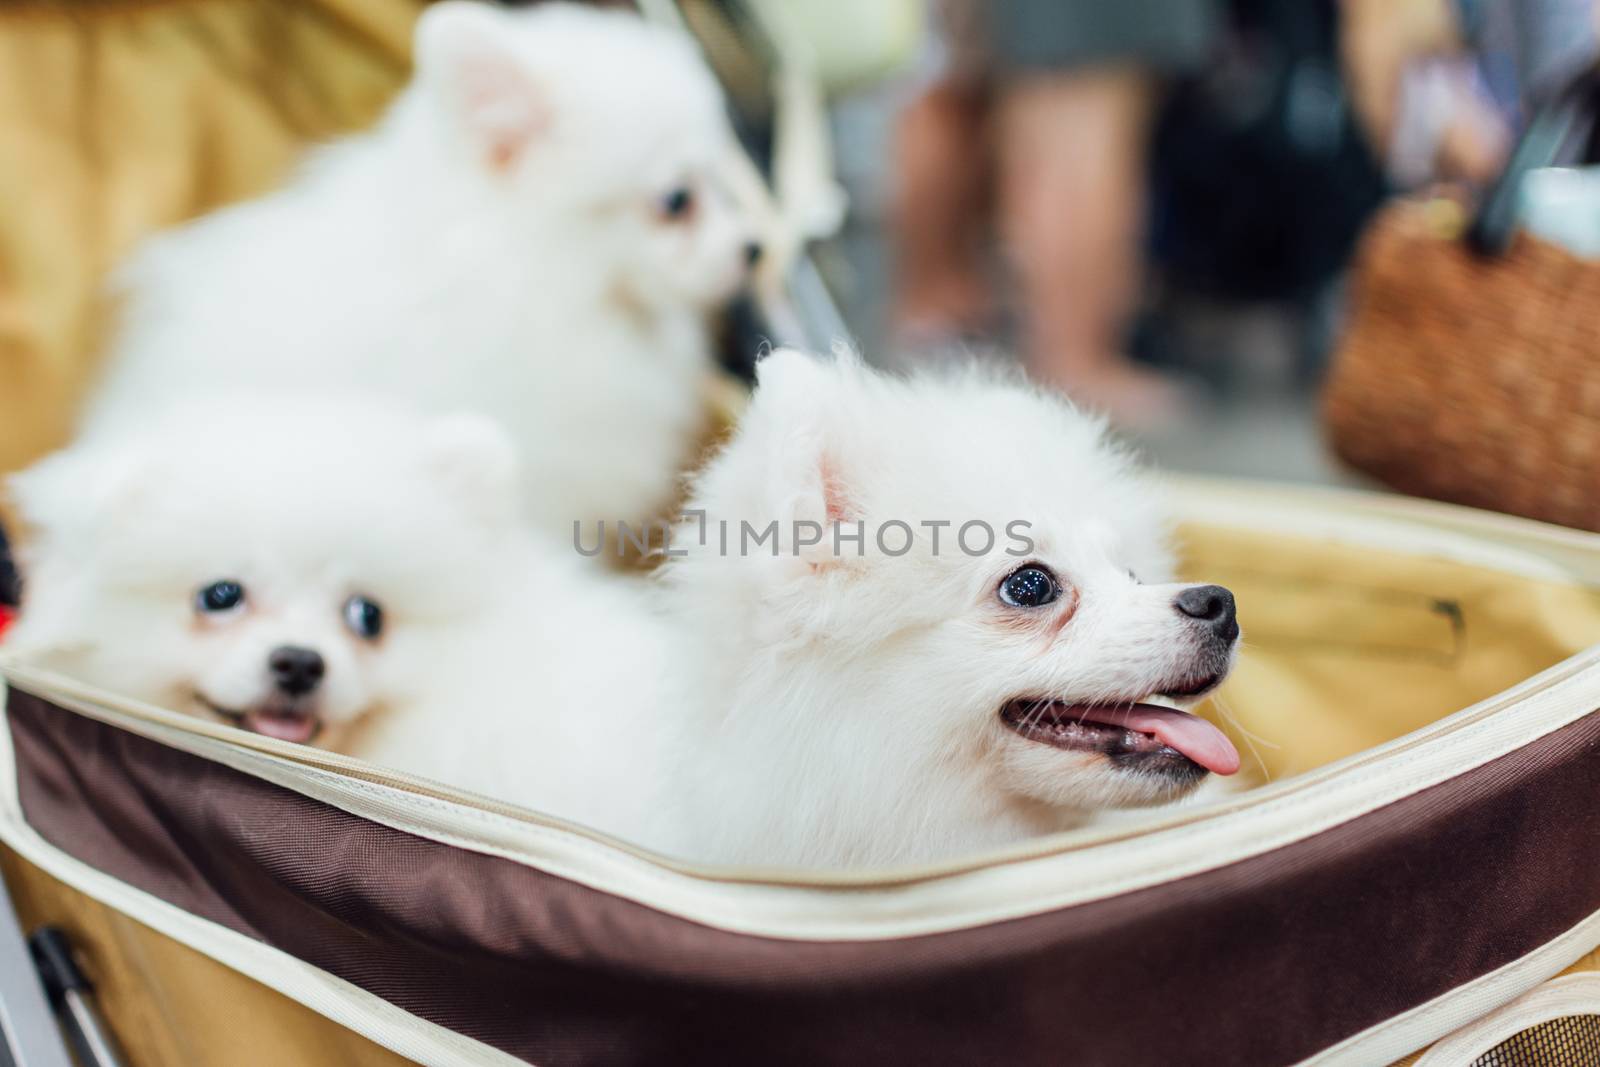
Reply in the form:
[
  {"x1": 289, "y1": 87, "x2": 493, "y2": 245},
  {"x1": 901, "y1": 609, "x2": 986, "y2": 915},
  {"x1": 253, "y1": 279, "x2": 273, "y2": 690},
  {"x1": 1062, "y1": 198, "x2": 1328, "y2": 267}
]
[
  {"x1": 1076, "y1": 704, "x2": 1240, "y2": 775},
  {"x1": 244, "y1": 710, "x2": 318, "y2": 745}
]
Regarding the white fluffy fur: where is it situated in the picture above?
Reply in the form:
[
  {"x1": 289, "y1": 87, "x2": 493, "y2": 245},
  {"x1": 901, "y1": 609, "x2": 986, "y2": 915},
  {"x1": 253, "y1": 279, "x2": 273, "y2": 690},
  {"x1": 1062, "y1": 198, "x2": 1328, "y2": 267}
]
[
  {"x1": 5, "y1": 398, "x2": 533, "y2": 750},
  {"x1": 6, "y1": 397, "x2": 670, "y2": 837},
  {"x1": 85, "y1": 1, "x2": 754, "y2": 533},
  {"x1": 378, "y1": 350, "x2": 1239, "y2": 868},
  {"x1": 349, "y1": 541, "x2": 673, "y2": 837},
  {"x1": 11, "y1": 354, "x2": 1237, "y2": 870},
  {"x1": 639, "y1": 349, "x2": 1237, "y2": 866}
]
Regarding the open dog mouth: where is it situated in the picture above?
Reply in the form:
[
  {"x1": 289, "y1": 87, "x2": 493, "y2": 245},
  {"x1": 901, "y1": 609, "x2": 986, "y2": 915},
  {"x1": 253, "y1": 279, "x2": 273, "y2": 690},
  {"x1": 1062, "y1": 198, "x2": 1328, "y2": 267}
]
[
  {"x1": 999, "y1": 695, "x2": 1240, "y2": 776},
  {"x1": 198, "y1": 696, "x2": 323, "y2": 745}
]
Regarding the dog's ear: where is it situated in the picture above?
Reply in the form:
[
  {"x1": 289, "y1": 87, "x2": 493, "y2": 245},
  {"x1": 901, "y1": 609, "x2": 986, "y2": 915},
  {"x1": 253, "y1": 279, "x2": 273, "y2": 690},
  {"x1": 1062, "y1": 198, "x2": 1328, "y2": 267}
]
[
  {"x1": 750, "y1": 348, "x2": 863, "y2": 563},
  {"x1": 7, "y1": 446, "x2": 150, "y2": 540},
  {"x1": 419, "y1": 412, "x2": 521, "y2": 522},
  {"x1": 415, "y1": 2, "x2": 547, "y2": 172}
]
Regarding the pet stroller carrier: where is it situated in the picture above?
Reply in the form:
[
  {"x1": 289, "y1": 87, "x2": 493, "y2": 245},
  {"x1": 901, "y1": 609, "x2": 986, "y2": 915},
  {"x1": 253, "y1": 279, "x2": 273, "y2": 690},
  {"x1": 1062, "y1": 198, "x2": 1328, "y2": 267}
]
[
  {"x1": 3, "y1": 481, "x2": 1600, "y2": 1066},
  {"x1": 4, "y1": 5, "x2": 1600, "y2": 1067}
]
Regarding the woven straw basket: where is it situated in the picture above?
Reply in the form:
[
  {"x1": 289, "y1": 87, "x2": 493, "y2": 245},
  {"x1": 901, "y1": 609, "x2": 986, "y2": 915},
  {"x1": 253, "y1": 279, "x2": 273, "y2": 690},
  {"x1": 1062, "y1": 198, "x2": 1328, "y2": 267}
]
[{"x1": 1324, "y1": 197, "x2": 1600, "y2": 530}]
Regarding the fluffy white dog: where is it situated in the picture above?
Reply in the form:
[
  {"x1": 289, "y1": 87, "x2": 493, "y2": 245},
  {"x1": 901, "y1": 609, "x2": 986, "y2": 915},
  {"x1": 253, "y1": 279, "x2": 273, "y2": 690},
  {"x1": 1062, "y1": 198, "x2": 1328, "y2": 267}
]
[
  {"x1": 7, "y1": 395, "x2": 673, "y2": 840},
  {"x1": 86, "y1": 1, "x2": 757, "y2": 533},
  {"x1": 641, "y1": 349, "x2": 1242, "y2": 866},
  {"x1": 372, "y1": 349, "x2": 1243, "y2": 868},
  {"x1": 5, "y1": 398, "x2": 532, "y2": 750}
]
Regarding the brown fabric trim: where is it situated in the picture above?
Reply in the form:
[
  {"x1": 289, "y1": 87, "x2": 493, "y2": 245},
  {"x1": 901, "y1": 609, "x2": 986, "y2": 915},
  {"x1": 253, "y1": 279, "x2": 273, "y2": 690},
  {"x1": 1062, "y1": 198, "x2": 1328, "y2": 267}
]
[
  {"x1": 8, "y1": 688, "x2": 1600, "y2": 1067},
  {"x1": 0, "y1": 846, "x2": 419, "y2": 1067}
]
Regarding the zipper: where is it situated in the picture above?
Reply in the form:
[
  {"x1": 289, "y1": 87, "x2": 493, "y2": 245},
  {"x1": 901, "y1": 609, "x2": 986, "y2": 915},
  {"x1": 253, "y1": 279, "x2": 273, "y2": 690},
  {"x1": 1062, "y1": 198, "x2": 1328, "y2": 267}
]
[{"x1": 7, "y1": 640, "x2": 1597, "y2": 890}]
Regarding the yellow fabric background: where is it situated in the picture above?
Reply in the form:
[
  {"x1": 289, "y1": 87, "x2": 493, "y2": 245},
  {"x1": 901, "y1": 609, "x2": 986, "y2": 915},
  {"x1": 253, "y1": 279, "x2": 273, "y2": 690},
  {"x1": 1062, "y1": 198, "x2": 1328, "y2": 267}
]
[
  {"x1": 0, "y1": 0, "x2": 425, "y2": 477},
  {"x1": 0, "y1": 848, "x2": 416, "y2": 1067},
  {"x1": 1178, "y1": 522, "x2": 1600, "y2": 783}
]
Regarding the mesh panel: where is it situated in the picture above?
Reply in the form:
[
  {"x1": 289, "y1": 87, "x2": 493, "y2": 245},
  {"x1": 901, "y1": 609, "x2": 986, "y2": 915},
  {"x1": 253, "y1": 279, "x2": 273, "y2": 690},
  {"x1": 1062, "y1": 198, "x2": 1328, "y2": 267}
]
[{"x1": 1470, "y1": 1015, "x2": 1600, "y2": 1067}]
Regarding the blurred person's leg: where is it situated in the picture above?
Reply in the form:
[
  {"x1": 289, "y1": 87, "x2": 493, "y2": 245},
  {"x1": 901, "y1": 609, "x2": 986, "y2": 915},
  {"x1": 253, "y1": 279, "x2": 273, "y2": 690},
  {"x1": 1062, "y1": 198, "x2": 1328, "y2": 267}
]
[
  {"x1": 890, "y1": 0, "x2": 998, "y2": 352},
  {"x1": 890, "y1": 79, "x2": 994, "y2": 344},
  {"x1": 987, "y1": 0, "x2": 1217, "y2": 422},
  {"x1": 996, "y1": 67, "x2": 1176, "y2": 416}
]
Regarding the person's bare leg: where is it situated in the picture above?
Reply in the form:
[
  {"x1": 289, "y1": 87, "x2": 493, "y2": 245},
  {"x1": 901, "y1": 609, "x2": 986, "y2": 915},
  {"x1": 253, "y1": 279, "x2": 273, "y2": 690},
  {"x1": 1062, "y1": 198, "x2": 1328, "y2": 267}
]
[
  {"x1": 997, "y1": 67, "x2": 1181, "y2": 421},
  {"x1": 890, "y1": 81, "x2": 995, "y2": 342}
]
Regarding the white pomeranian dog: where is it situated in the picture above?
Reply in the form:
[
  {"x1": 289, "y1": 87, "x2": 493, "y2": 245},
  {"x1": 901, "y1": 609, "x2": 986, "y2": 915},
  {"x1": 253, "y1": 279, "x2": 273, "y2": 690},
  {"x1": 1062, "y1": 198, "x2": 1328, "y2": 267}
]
[
  {"x1": 638, "y1": 349, "x2": 1243, "y2": 867},
  {"x1": 6, "y1": 395, "x2": 672, "y2": 838},
  {"x1": 85, "y1": 1, "x2": 759, "y2": 534},
  {"x1": 367, "y1": 349, "x2": 1243, "y2": 868},
  {"x1": 4, "y1": 398, "x2": 535, "y2": 751}
]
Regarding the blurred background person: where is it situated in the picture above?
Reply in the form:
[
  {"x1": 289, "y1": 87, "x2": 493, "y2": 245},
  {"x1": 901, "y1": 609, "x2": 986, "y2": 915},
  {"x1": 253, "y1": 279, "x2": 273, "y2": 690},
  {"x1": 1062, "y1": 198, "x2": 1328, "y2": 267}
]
[
  {"x1": 1342, "y1": 0, "x2": 1599, "y2": 190},
  {"x1": 873, "y1": 0, "x2": 1596, "y2": 452},
  {"x1": 889, "y1": 0, "x2": 1221, "y2": 424}
]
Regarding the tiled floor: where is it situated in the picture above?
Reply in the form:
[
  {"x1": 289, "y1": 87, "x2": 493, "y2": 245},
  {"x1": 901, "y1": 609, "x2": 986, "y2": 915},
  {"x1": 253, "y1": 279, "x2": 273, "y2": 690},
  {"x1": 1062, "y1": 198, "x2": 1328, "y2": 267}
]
[{"x1": 1133, "y1": 393, "x2": 1358, "y2": 487}]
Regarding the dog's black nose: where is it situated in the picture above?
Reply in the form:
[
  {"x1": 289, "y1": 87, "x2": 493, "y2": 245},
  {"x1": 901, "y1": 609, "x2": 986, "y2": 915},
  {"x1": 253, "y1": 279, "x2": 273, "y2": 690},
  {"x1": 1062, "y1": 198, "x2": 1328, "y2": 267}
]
[
  {"x1": 1174, "y1": 585, "x2": 1239, "y2": 643},
  {"x1": 268, "y1": 646, "x2": 325, "y2": 697},
  {"x1": 743, "y1": 241, "x2": 764, "y2": 268}
]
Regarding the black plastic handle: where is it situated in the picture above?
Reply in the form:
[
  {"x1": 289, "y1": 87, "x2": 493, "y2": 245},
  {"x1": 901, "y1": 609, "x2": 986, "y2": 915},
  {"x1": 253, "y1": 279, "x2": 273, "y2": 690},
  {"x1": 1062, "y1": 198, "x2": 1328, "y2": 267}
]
[
  {"x1": 28, "y1": 927, "x2": 90, "y2": 1010},
  {"x1": 1467, "y1": 78, "x2": 1596, "y2": 256}
]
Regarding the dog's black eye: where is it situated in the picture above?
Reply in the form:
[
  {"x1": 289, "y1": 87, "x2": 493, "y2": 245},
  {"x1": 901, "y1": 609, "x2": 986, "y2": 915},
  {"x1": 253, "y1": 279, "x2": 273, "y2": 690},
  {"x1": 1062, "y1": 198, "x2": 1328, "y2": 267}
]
[
  {"x1": 196, "y1": 580, "x2": 245, "y2": 614},
  {"x1": 999, "y1": 565, "x2": 1060, "y2": 608},
  {"x1": 659, "y1": 186, "x2": 694, "y2": 220},
  {"x1": 1128, "y1": 569, "x2": 1142, "y2": 583},
  {"x1": 343, "y1": 595, "x2": 384, "y2": 640}
]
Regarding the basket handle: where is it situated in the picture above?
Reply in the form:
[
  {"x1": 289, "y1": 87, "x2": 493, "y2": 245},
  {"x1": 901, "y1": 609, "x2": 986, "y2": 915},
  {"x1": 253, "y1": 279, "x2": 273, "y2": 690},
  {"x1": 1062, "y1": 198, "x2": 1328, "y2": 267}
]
[{"x1": 1467, "y1": 74, "x2": 1599, "y2": 255}]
